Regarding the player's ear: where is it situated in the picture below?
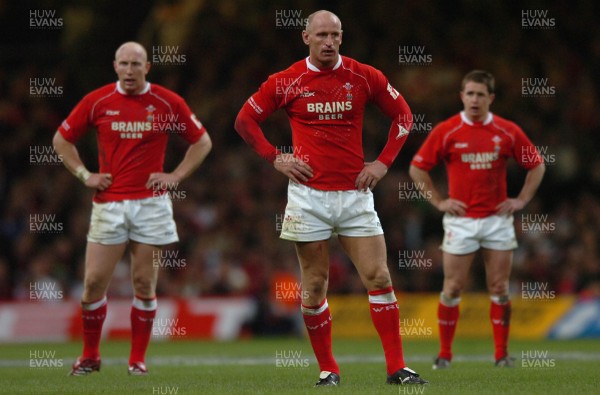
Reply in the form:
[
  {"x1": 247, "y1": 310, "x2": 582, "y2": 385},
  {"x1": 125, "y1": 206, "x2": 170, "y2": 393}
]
[
  {"x1": 145, "y1": 61, "x2": 151, "y2": 75},
  {"x1": 302, "y1": 30, "x2": 309, "y2": 45},
  {"x1": 489, "y1": 93, "x2": 495, "y2": 104}
]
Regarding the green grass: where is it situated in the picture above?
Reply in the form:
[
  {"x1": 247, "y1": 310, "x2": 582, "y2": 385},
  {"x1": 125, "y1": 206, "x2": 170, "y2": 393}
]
[{"x1": 1, "y1": 338, "x2": 599, "y2": 394}]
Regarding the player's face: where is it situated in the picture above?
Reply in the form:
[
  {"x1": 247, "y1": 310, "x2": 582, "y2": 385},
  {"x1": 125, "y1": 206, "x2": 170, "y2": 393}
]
[
  {"x1": 113, "y1": 47, "x2": 150, "y2": 95},
  {"x1": 460, "y1": 81, "x2": 495, "y2": 122},
  {"x1": 302, "y1": 15, "x2": 342, "y2": 68}
]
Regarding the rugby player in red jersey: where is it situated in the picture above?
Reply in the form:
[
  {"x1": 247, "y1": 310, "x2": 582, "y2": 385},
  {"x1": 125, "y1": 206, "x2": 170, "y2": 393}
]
[
  {"x1": 53, "y1": 42, "x2": 212, "y2": 376},
  {"x1": 235, "y1": 10, "x2": 427, "y2": 386},
  {"x1": 409, "y1": 70, "x2": 545, "y2": 369}
]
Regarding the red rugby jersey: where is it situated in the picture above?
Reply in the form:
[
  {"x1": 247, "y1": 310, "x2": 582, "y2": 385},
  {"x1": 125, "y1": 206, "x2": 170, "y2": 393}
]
[
  {"x1": 58, "y1": 82, "x2": 205, "y2": 202},
  {"x1": 236, "y1": 56, "x2": 412, "y2": 190},
  {"x1": 411, "y1": 112, "x2": 543, "y2": 218}
]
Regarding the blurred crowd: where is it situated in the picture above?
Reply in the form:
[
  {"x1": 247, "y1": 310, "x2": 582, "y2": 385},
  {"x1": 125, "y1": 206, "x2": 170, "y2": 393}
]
[{"x1": 1, "y1": 0, "x2": 599, "y2": 317}]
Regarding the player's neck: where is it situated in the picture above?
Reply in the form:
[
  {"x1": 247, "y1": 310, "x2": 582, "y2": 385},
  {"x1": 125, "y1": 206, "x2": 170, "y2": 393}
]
[
  {"x1": 308, "y1": 55, "x2": 340, "y2": 71},
  {"x1": 464, "y1": 111, "x2": 491, "y2": 124}
]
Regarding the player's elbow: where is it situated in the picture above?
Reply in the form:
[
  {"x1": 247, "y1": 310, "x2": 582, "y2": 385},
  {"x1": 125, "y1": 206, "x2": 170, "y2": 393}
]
[
  {"x1": 199, "y1": 132, "x2": 212, "y2": 153},
  {"x1": 52, "y1": 131, "x2": 69, "y2": 153},
  {"x1": 535, "y1": 162, "x2": 546, "y2": 176},
  {"x1": 234, "y1": 111, "x2": 247, "y2": 134},
  {"x1": 234, "y1": 110, "x2": 256, "y2": 138},
  {"x1": 408, "y1": 164, "x2": 424, "y2": 182}
]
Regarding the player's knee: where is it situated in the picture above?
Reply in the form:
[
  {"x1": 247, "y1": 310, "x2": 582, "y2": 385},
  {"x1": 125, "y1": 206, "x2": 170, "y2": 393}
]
[
  {"x1": 302, "y1": 275, "x2": 328, "y2": 298},
  {"x1": 132, "y1": 274, "x2": 155, "y2": 297},
  {"x1": 304, "y1": 281, "x2": 327, "y2": 296},
  {"x1": 83, "y1": 275, "x2": 108, "y2": 297},
  {"x1": 443, "y1": 281, "x2": 465, "y2": 298},
  {"x1": 488, "y1": 281, "x2": 508, "y2": 296},
  {"x1": 443, "y1": 289, "x2": 462, "y2": 299},
  {"x1": 362, "y1": 268, "x2": 391, "y2": 290}
]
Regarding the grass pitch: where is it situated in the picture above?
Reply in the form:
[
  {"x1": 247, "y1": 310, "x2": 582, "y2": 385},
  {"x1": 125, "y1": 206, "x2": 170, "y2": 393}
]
[{"x1": 1, "y1": 338, "x2": 599, "y2": 394}]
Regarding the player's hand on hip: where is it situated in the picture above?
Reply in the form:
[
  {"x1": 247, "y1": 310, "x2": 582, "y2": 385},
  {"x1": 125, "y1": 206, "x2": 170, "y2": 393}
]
[
  {"x1": 86, "y1": 173, "x2": 112, "y2": 191},
  {"x1": 495, "y1": 198, "x2": 525, "y2": 216},
  {"x1": 273, "y1": 153, "x2": 313, "y2": 183},
  {"x1": 356, "y1": 160, "x2": 387, "y2": 191},
  {"x1": 437, "y1": 198, "x2": 467, "y2": 216},
  {"x1": 146, "y1": 173, "x2": 180, "y2": 190}
]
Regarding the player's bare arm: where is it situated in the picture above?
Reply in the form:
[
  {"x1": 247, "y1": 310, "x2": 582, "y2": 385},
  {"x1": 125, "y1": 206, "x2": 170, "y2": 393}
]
[
  {"x1": 146, "y1": 132, "x2": 212, "y2": 190},
  {"x1": 356, "y1": 160, "x2": 388, "y2": 191},
  {"x1": 52, "y1": 131, "x2": 112, "y2": 191},
  {"x1": 495, "y1": 162, "x2": 545, "y2": 215},
  {"x1": 409, "y1": 164, "x2": 467, "y2": 216},
  {"x1": 273, "y1": 153, "x2": 314, "y2": 183}
]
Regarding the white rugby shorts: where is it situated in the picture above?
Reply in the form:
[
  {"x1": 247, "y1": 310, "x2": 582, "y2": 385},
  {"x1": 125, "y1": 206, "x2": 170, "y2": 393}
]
[
  {"x1": 280, "y1": 182, "x2": 384, "y2": 242},
  {"x1": 87, "y1": 196, "x2": 179, "y2": 245},
  {"x1": 441, "y1": 214, "x2": 517, "y2": 255}
]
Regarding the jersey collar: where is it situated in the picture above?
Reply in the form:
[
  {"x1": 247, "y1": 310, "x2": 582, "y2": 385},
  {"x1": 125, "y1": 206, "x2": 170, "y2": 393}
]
[
  {"x1": 116, "y1": 81, "x2": 151, "y2": 95},
  {"x1": 306, "y1": 56, "x2": 342, "y2": 72},
  {"x1": 460, "y1": 111, "x2": 493, "y2": 126}
]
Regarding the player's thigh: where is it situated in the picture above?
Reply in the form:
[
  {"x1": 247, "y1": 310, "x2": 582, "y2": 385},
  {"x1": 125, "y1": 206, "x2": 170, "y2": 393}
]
[
  {"x1": 338, "y1": 235, "x2": 390, "y2": 289},
  {"x1": 294, "y1": 240, "x2": 330, "y2": 277},
  {"x1": 83, "y1": 242, "x2": 127, "y2": 298},
  {"x1": 295, "y1": 240, "x2": 330, "y2": 303},
  {"x1": 129, "y1": 241, "x2": 160, "y2": 291},
  {"x1": 442, "y1": 251, "x2": 476, "y2": 287},
  {"x1": 481, "y1": 248, "x2": 513, "y2": 291}
]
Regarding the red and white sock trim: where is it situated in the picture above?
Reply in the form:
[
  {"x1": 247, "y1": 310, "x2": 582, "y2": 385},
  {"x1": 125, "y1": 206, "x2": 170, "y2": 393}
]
[
  {"x1": 132, "y1": 295, "x2": 157, "y2": 311},
  {"x1": 82, "y1": 296, "x2": 107, "y2": 311},
  {"x1": 301, "y1": 299, "x2": 328, "y2": 315},
  {"x1": 440, "y1": 292, "x2": 461, "y2": 307},
  {"x1": 490, "y1": 294, "x2": 510, "y2": 305},
  {"x1": 368, "y1": 286, "x2": 397, "y2": 304}
]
